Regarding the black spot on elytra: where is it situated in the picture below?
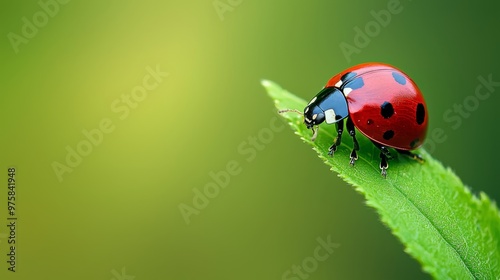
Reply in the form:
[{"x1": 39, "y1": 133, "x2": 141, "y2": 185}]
[
  {"x1": 367, "y1": 119, "x2": 374, "y2": 125},
  {"x1": 416, "y1": 103, "x2": 425, "y2": 125},
  {"x1": 410, "y1": 138, "x2": 419, "y2": 148},
  {"x1": 392, "y1": 71, "x2": 406, "y2": 85},
  {"x1": 383, "y1": 130, "x2": 395, "y2": 140},
  {"x1": 340, "y1": 72, "x2": 356, "y2": 82},
  {"x1": 380, "y1": 101, "x2": 394, "y2": 119},
  {"x1": 346, "y1": 77, "x2": 364, "y2": 90}
]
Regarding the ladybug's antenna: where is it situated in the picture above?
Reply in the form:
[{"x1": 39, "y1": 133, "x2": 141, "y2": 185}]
[
  {"x1": 278, "y1": 109, "x2": 303, "y2": 115},
  {"x1": 278, "y1": 108, "x2": 318, "y2": 142}
]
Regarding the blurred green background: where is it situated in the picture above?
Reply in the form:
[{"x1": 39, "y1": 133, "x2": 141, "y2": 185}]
[{"x1": 1, "y1": 0, "x2": 499, "y2": 279}]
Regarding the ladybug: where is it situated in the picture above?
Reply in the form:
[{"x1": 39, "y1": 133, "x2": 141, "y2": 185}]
[{"x1": 280, "y1": 63, "x2": 428, "y2": 177}]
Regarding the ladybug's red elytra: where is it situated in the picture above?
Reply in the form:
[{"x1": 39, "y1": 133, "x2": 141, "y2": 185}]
[{"x1": 280, "y1": 63, "x2": 428, "y2": 177}]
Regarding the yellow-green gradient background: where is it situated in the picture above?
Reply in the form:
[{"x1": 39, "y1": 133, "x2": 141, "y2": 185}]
[{"x1": 1, "y1": 1, "x2": 499, "y2": 279}]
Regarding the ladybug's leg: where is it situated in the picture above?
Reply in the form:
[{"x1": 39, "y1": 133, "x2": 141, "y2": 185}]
[
  {"x1": 396, "y1": 149, "x2": 424, "y2": 163},
  {"x1": 346, "y1": 117, "x2": 359, "y2": 165},
  {"x1": 328, "y1": 120, "x2": 344, "y2": 156},
  {"x1": 371, "y1": 141, "x2": 392, "y2": 178}
]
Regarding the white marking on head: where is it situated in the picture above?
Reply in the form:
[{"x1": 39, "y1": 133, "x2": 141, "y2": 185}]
[
  {"x1": 325, "y1": 109, "x2": 337, "y2": 124},
  {"x1": 312, "y1": 114, "x2": 317, "y2": 120},
  {"x1": 307, "y1": 96, "x2": 317, "y2": 106},
  {"x1": 335, "y1": 80, "x2": 343, "y2": 87},
  {"x1": 343, "y1": 88, "x2": 353, "y2": 96},
  {"x1": 304, "y1": 107, "x2": 309, "y2": 114},
  {"x1": 305, "y1": 117, "x2": 311, "y2": 123}
]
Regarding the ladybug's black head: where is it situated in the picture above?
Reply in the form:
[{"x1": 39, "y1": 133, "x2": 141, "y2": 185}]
[
  {"x1": 303, "y1": 87, "x2": 349, "y2": 141},
  {"x1": 279, "y1": 87, "x2": 349, "y2": 141},
  {"x1": 303, "y1": 104, "x2": 325, "y2": 129}
]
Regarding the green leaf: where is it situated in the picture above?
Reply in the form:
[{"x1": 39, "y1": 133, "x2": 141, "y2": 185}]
[{"x1": 261, "y1": 80, "x2": 500, "y2": 279}]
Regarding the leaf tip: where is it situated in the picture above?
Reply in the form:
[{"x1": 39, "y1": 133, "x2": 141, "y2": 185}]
[{"x1": 260, "y1": 79, "x2": 273, "y2": 88}]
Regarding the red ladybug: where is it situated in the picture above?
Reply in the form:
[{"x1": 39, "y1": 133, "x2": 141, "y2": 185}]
[{"x1": 281, "y1": 63, "x2": 428, "y2": 177}]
